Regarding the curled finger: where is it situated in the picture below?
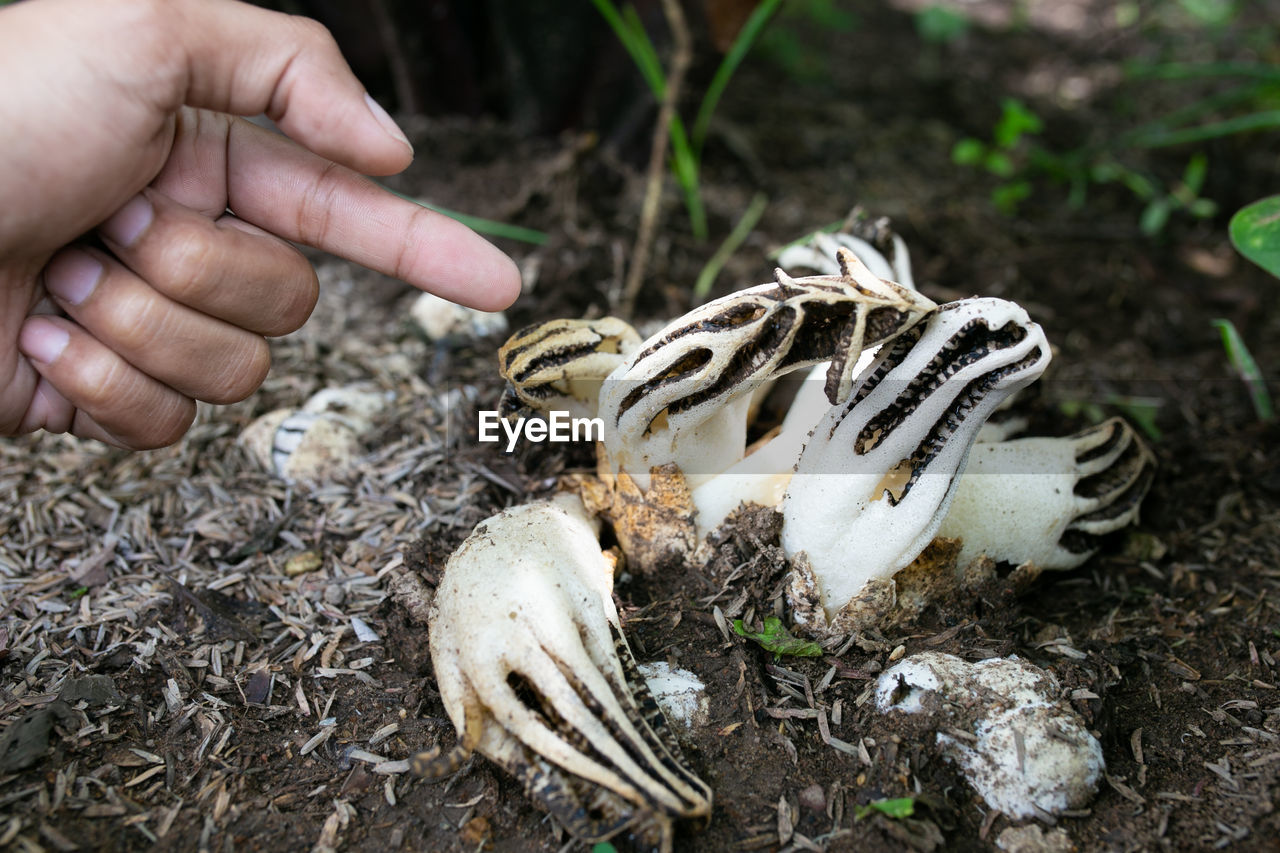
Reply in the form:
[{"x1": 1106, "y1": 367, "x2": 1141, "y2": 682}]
[
  {"x1": 42, "y1": 246, "x2": 272, "y2": 404},
  {"x1": 17, "y1": 315, "x2": 196, "y2": 449}
]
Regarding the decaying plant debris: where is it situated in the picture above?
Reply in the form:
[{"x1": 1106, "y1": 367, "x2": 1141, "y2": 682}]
[{"x1": 3, "y1": 3, "x2": 1280, "y2": 850}]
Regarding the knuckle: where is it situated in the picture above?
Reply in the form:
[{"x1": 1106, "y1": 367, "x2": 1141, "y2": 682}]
[
  {"x1": 289, "y1": 14, "x2": 336, "y2": 46},
  {"x1": 157, "y1": 226, "x2": 216, "y2": 303},
  {"x1": 267, "y1": 261, "x2": 319, "y2": 336},
  {"x1": 203, "y1": 337, "x2": 270, "y2": 404},
  {"x1": 107, "y1": 289, "x2": 167, "y2": 354},
  {"x1": 129, "y1": 399, "x2": 196, "y2": 449},
  {"x1": 293, "y1": 161, "x2": 344, "y2": 248}
]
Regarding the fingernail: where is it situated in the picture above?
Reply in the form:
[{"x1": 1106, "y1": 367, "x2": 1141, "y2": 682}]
[
  {"x1": 20, "y1": 319, "x2": 70, "y2": 365},
  {"x1": 100, "y1": 194, "x2": 153, "y2": 247},
  {"x1": 44, "y1": 250, "x2": 103, "y2": 306},
  {"x1": 364, "y1": 92, "x2": 413, "y2": 155}
]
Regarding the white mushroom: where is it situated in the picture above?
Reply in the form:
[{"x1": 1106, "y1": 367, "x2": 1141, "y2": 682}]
[
  {"x1": 937, "y1": 417, "x2": 1157, "y2": 571},
  {"x1": 415, "y1": 494, "x2": 711, "y2": 850},
  {"x1": 598, "y1": 249, "x2": 936, "y2": 491},
  {"x1": 498, "y1": 317, "x2": 642, "y2": 422},
  {"x1": 781, "y1": 298, "x2": 1052, "y2": 630},
  {"x1": 410, "y1": 290, "x2": 509, "y2": 342},
  {"x1": 876, "y1": 652, "x2": 1104, "y2": 819},
  {"x1": 239, "y1": 384, "x2": 390, "y2": 481}
]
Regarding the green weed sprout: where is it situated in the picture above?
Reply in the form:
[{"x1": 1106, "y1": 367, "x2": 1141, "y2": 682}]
[
  {"x1": 951, "y1": 98, "x2": 1043, "y2": 214},
  {"x1": 1212, "y1": 319, "x2": 1274, "y2": 422},
  {"x1": 855, "y1": 797, "x2": 916, "y2": 820},
  {"x1": 693, "y1": 192, "x2": 767, "y2": 301},
  {"x1": 733, "y1": 616, "x2": 823, "y2": 659},
  {"x1": 592, "y1": 0, "x2": 783, "y2": 241},
  {"x1": 1224, "y1": 195, "x2": 1278, "y2": 422}
]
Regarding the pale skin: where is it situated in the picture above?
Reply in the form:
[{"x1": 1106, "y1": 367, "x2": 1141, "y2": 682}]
[{"x1": 0, "y1": 0, "x2": 522, "y2": 449}]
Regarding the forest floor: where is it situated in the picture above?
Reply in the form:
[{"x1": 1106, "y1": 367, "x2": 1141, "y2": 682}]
[{"x1": 2, "y1": 1, "x2": 1279, "y2": 851}]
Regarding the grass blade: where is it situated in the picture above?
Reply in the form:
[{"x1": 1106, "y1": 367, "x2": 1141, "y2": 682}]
[
  {"x1": 388, "y1": 190, "x2": 549, "y2": 245},
  {"x1": 1126, "y1": 61, "x2": 1280, "y2": 82},
  {"x1": 1129, "y1": 110, "x2": 1280, "y2": 148},
  {"x1": 766, "y1": 221, "x2": 845, "y2": 260},
  {"x1": 693, "y1": 192, "x2": 767, "y2": 300},
  {"x1": 692, "y1": 0, "x2": 785, "y2": 155},
  {"x1": 591, "y1": 0, "x2": 666, "y2": 96},
  {"x1": 1211, "y1": 318, "x2": 1274, "y2": 421}
]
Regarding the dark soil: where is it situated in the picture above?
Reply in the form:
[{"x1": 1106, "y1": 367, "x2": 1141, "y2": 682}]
[{"x1": 4, "y1": 1, "x2": 1280, "y2": 851}]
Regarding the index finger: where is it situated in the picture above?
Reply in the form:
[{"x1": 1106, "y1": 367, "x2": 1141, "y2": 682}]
[{"x1": 225, "y1": 118, "x2": 520, "y2": 312}]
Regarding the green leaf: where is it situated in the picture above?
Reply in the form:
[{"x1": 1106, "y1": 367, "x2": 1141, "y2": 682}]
[
  {"x1": 67, "y1": 586, "x2": 89, "y2": 599},
  {"x1": 984, "y1": 151, "x2": 1015, "y2": 178},
  {"x1": 991, "y1": 180, "x2": 1031, "y2": 214},
  {"x1": 1175, "y1": 0, "x2": 1237, "y2": 26},
  {"x1": 767, "y1": 221, "x2": 844, "y2": 260},
  {"x1": 1188, "y1": 198, "x2": 1218, "y2": 218},
  {"x1": 1139, "y1": 199, "x2": 1171, "y2": 236},
  {"x1": 1230, "y1": 195, "x2": 1280, "y2": 278},
  {"x1": 733, "y1": 616, "x2": 823, "y2": 659},
  {"x1": 1129, "y1": 110, "x2": 1280, "y2": 149},
  {"x1": 387, "y1": 191, "x2": 549, "y2": 245},
  {"x1": 1059, "y1": 399, "x2": 1106, "y2": 423},
  {"x1": 1181, "y1": 152, "x2": 1209, "y2": 194},
  {"x1": 951, "y1": 138, "x2": 988, "y2": 166},
  {"x1": 692, "y1": 0, "x2": 784, "y2": 155},
  {"x1": 591, "y1": 844, "x2": 620, "y2": 853},
  {"x1": 994, "y1": 98, "x2": 1043, "y2": 149},
  {"x1": 694, "y1": 193, "x2": 768, "y2": 301},
  {"x1": 1105, "y1": 395, "x2": 1165, "y2": 441},
  {"x1": 1211, "y1": 319, "x2": 1275, "y2": 421},
  {"x1": 590, "y1": 0, "x2": 667, "y2": 97},
  {"x1": 915, "y1": 6, "x2": 969, "y2": 43},
  {"x1": 855, "y1": 797, "x2": 916, "y2": 821}
]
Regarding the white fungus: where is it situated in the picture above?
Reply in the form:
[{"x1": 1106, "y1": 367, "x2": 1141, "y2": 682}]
[
  {"x1": 410, "y1": 290, "x2": 508, "y2": 342},
  {"x1": 876, "y1": 652, "x2": 1104, "y2": 819},
  {"x1": 637, "y1": 662, "x2": 709, "y2": 730}
]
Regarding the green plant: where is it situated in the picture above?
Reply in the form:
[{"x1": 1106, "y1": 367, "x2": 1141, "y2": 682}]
[
  {"x1": 855, "y1": 797, "x2": 916, "y2": 821},
  {"x1": 693, "y1": 192, "x2": 768, "y2": 300},
  {"x1": 1222, "y1": 196, "x2": 1278, "y2": 422},
  {"x1": 915, "y1": 5, "x2": 970, "y2": 43},
  {"x1": 1212, "y1": 318, "x2": 1274, "y2": 422},
  {"x1": 592, "y1": 0, "x2": 784, "y2": 241},
  {"x1": 732, "y1": 616, "x2": 823, "y2": 659},
  {"x1": 387, "y1": 189, "x2": 549, "y2": 245},
  {"x1": 756, "y1": 0, "x2": 858, "y2": 82},
  {"x1": 1090, "y1": 153, "x2": 1217, "y2": 236},
  {"x1": 1230, "y1": 194, "x2": 1280, "y2": 278},
  {"x1": 951, "y1": 98, "x2": 1044, "y2": 213},
  {"x1": 1059, "y1": 395, "x2": 1164, "y2": 441}
]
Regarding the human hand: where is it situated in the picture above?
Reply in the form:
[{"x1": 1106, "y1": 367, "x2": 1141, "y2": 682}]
[{"x1": 0, "y1": 0, "x2": 521, "y2": 449}]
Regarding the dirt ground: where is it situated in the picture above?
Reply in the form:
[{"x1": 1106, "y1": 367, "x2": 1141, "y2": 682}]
[{"x1": 3, "y1": 1, "x2": 1280, "y2": 851}]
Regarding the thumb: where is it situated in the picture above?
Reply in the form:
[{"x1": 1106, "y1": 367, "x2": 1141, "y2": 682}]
[{"x1": 169, "y1": 0, "x2": 413, "y2": 176}]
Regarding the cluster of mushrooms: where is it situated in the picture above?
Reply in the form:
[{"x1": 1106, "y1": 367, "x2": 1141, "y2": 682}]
[{"x1": 409, "y1": 223, "x2": 1156, "y2": 850}]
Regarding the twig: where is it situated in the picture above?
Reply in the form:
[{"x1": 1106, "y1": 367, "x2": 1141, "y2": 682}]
[{"x1": 620, "y1": 0, "x2": 692, "y2": 319}]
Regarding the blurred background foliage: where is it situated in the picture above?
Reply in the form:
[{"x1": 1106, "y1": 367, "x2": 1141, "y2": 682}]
[{"x1": 255, "y1": 0, "x2": 1279, "y2": 244}]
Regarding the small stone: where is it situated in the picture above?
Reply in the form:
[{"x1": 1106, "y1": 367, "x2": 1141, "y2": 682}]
[
  {"x1": 323, "y1": 585, "x2": 345, "y2": 606},
  {"x1": 798, "y1": 783, "x2": 826, "y2": 813},
  {"x1": 996, "y1": 824, "x2": 1076, "y2": 853},
  {"x1": 285, "y1": 551, "x2": 323, "y2": 577}
]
